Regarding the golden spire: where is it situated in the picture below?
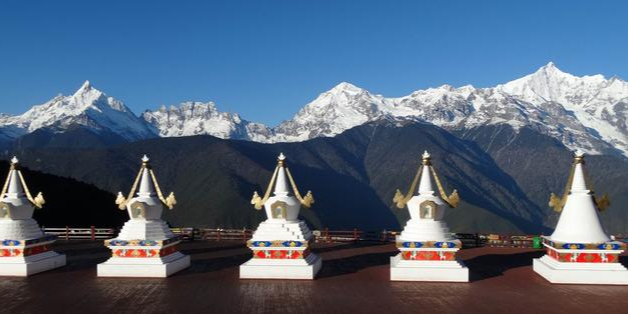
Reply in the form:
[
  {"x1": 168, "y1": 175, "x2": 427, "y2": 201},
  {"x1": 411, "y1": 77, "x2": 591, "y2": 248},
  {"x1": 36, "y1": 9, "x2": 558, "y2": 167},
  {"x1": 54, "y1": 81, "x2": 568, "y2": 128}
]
[
  {"x1": 116, "y1": 155, "x2": 176, "y2": 210},
  {"x1": 251, "y1": 153, "x2": 314, "y2": 210},
  {"x1": 393, "y1": 151, "x2": 459, "y2": 209},
  {"x1": 549, "y1": 150, "x2": 609, "y2": 212},
  {"x1": 1, "y1": 156, "x2": 45, "y2": 208}
]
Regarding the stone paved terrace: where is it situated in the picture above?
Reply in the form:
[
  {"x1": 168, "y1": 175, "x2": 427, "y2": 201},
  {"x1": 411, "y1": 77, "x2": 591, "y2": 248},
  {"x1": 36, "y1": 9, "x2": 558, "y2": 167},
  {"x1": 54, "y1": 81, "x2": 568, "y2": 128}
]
[{"x1": 1, "y1": 241, "x2": 628, "y2": 314}]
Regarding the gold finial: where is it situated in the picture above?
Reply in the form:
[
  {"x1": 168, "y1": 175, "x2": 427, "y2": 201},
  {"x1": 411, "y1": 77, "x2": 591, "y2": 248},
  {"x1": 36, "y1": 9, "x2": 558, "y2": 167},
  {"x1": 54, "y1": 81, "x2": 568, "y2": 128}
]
[
  {"x1": 301, "y1": 191, "x2": 315, "y2": 208},
  {"x1": 33, "y1": 192, "x2": 45, "y2": 208},
  {"x1": 141, "y1": 154, "x2": 152, "y2": 169},
  {"x1": 574, "y1": 149, "x2": 585, "y2": 164},
  {"x1": 165, "y1": 192, "x2": 177, "y2": 210},
  {"x1": 277, "y1": 153, "x2": 286, "y2": 167},
  {"x1": 115, "y1": 192, "x2": 127, "y2": 210},
  {"x1": 549, "y1": 193, "x2": 563, "y2": 212},
  {"x1": 595, "y1": 193, "x2": 610, "y2": 212},
  {"x1": 421, "y1": 151, "x2": 431, "y2": 165},
  {"x1": 10, "y1": 156, "x2": 18, "y2": 170},
  {"x1": 251, "y1": 191, "x2": 264, "y2": 210}
]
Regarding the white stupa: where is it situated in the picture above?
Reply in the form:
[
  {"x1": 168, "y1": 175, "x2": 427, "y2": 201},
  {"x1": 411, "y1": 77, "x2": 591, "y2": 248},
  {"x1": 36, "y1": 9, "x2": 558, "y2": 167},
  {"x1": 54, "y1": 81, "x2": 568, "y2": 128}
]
[
  {"x1": 0, "y1": 157, "x2": 65, "y2": 276},
  {"x1": 533, "y1": 150, "x2": 628, "y2": 285},
  {"x1": 98, "y1": 155, "x2": 190, "y2": 277},
  {"x1": 240, "y1": 153, "x2": 322, "y2": 279},
  {"x1": 390, "y1": 151, "x2": 468, "y2": 282}
]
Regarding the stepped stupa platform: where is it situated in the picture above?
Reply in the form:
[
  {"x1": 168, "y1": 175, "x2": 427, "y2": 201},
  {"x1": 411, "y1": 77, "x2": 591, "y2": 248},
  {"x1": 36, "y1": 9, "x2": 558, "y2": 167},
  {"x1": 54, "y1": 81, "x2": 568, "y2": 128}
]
[
  {"x1": 0, "y1": 157, "x2": 65, "y2": 276},
  {"x1": 97, "y1": 155, "x2": 190, "y2": 277},
  {"x1": 240, "y1": 153, "x2": 321, "y2": 279},
  {"x1": 533, "y1": 150, "x2": 628, "y2": 285},
  {"x1": 390, "y1": 151, "x2": 468, "y2": 282},
  {"x1": 2, "y1": 240, "x2": 628, "y2": 314}
]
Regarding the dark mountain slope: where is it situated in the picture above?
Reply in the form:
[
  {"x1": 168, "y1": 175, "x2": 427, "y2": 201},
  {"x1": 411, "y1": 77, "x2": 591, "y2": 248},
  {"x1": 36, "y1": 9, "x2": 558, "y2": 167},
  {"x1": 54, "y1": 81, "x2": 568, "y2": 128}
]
[
  {"x1": 0, "y1": 161, "x2": 124, "y2": 227},
  {"x1": 0, "y1": 129, "x2": 14, "y2": 155},
  {"x1": 11, "y1": 135, "x2": 397, "y2": 230},
  {"x1": 351, "y1": 122, "x2": 547, "y2": 233},
  {"x1": 8, "y1": 121, "x2": 548, "y2": 233},
  {"x1": 460, "y1": 125, "x2": 628, "y2": 235}
]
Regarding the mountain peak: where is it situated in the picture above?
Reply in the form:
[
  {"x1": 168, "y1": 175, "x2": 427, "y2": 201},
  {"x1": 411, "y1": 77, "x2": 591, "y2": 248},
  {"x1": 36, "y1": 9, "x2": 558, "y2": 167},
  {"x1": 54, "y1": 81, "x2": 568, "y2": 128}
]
[
  {"x1": 330, "y1": 82, "x2": 364, "y2": 93},
  {"x1": 534, "y1": 61, "x2": 569, "y2": 78},
  {"x1": 77, "y1": 80, "x2": 92, "y2": 92},
  {"x1": 72, "y1": 80, "x2": 102, "y2": 99},
  {"x1": 497, "y1": 62, "x2": 578, "y2": 102},
  {"x1": 0, "y1": 79, "x2": 156, "y2": 141}
]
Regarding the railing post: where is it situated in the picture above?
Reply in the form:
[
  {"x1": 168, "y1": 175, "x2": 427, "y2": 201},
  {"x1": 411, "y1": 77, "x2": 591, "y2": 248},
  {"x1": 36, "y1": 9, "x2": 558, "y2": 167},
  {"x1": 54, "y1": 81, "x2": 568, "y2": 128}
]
[
  {"x1": 217, "y1": 229, "x2": 221, "y2": 242},
  {"x1": 65, "y1": 226, "x2": 69, "y2": 240},
  {"x1": 242, "y1": 228, "x2": 247, "y2": 243},
  {"x1": 353, "y1": 228, "x2": 358, "y2": 242},
  {"x1": 91, "y1": 226, "x2": 95, "y2": 240},
  {"x1": 325, "y1": 227, "x2": 330, "y2": 243},
  {"x1": 381, "y1": 229, "x2": 387, "y2": 243}
]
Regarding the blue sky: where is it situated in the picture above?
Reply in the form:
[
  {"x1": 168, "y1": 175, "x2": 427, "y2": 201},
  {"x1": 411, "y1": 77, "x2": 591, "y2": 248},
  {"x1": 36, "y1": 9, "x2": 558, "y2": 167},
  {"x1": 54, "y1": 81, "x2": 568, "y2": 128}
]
[{"x1": 1, "y1": 0, "x2": 627, "y2": 125}]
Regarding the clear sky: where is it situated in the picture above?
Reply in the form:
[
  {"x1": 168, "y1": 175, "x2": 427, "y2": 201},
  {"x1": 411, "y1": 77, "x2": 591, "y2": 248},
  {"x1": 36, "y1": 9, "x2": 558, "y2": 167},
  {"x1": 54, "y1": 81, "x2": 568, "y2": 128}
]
[{"x1": 1, "y1": 0, "x2": 627, "y2": 125}]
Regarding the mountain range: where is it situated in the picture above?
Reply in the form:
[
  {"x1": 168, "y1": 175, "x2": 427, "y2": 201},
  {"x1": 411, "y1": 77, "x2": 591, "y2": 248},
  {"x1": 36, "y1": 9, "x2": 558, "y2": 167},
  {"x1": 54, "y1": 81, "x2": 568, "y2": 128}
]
[
  {"x1": 2, "y1": 62, "x2": 628, "y2": 157},
  {"x1": 2, "y1": 63, "x2": 628, "y2": 235}
]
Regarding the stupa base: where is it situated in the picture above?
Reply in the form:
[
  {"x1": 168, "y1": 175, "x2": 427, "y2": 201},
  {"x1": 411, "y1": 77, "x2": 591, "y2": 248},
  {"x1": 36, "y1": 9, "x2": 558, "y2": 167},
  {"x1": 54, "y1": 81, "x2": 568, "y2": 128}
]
[
  {"x1": 533, "y1": 256, "x2": 628, "y2": 285},
  {"x1": 0, "y1": 251, "x2": 66, "y2": 276},
  {"x1": 240, "y1": 253, "x2": 322, "y2": 279},
  {"x1": 390, "y1": 253, "x2": 469, "y2": 282},
  {"x1": 97, "y1": 252, "x2": 190, "y2": 278}
]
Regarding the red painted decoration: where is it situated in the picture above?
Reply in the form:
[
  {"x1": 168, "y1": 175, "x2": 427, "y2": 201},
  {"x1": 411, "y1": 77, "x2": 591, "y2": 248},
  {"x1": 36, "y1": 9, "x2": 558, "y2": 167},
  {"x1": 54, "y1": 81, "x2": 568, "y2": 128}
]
[
  {"x1": 0, "y1": 244, "x2": 50, "y2": 257},
  {"x1": 253, "y1": 249, "x2": 309, "y2": 259},
  {"x1": 400, "y1": 250, "x2": 456, "y2": 261},
  {"x1": 546, "y1": 248, "x2": 619, "y2": 263},
  {"x1": 112, "y1": 245, "x2": 178, "y2": 258}
]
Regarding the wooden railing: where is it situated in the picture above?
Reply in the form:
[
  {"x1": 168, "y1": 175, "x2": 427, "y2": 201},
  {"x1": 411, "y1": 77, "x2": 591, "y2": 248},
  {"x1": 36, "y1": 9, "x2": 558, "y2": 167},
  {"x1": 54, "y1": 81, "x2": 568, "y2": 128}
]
[
  {"x1": 313, "y1": 228, "x2": 396, "y2": 243},
  {"x1": 198, "y1": 228, "x2": 253, "y2": 241},
  {"x1": 42, "y1": 226, "x2": 548, "y2": 248},
  {"x1": 44, "y1": 227, "x2": 116, "y2": 240},
  {"x1": 171, "y1": 228, "x2": 197, "y2": 241}
]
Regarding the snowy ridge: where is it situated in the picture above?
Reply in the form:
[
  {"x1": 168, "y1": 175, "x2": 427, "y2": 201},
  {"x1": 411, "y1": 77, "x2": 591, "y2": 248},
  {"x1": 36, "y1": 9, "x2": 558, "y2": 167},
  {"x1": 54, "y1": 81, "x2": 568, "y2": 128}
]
[
  {"x1": 497, "y1": 62, "x2": 628, "y2": 154},
  {"x1": 2, "y1": 63, "x2": 628, "y2": 156},
  {"x1": 271, "y1": 63, "x2": 628, "y2": 155},
  {"x1": 142, "y1": 102, "x2": 273, "y2": 142}
]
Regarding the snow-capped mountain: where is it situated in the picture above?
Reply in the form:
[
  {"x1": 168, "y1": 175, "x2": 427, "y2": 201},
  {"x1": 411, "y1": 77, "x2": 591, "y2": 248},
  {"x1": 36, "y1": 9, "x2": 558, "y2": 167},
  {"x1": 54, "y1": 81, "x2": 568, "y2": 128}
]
[
  {"x1": 3, "y1": 63, "x2": 628, "y2": 156},
  {"x1": 272, "y1": 82, "x2": 393, "y2": 142},
  {"x1": 0, "y1": 81, "x2": 157, "y2": 141},
  {"x1": 497, "y1": 62, "x2": 628, "y2": 154},
  {"x1": 142, "y1": 102, "x2": 273, "y2": 142},
  {"x1": 272, "y1": 63, "x2": 627, "y2": 155}
]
